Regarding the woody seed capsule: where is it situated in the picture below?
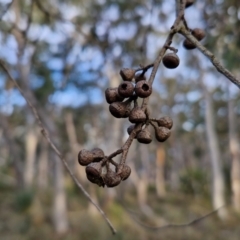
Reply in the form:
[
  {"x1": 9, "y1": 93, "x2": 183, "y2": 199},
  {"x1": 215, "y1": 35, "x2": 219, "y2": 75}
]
[
  {"x1": 120, "y1": 68, "x2": 135, "y2": 81},
  {"x1": 78, "y1": 149, "x2": 94, "y2": 166},
  {"x1": 162, "y1": 53, "x2": 180, "y2": 69},
  {"x1": 105, "y1": 87, "x2": 124, "y2": 104},
  {"x1": 118, "y1": 82, "x2": 134, "y2": 98},
  {"x1": 135, "y1": 80, "x2": 152, "y2": 98}
]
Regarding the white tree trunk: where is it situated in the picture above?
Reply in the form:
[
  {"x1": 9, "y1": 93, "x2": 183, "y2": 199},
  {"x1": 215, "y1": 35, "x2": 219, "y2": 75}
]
[
  {"x1": 204, "y1": 88, "x2": 227, "y2": 219},
  {"x1": 64, "y1": 112, "x2": 86, "y2": 183},
  {"x1": 156, "y1": 145, "x2": 166, "y2": 198},
  {"x1": 24, "y1": 126, "x2": 38, "y2": 187},
  {"x1": 228, "y1": 98, "x2": 240, "y2": 212},
  {"x1": 37, "y1": 139, "x2": 49, "y2": 189},
  {"x1": 53, "y1": 155, "x2": 69, "y2": 234}
]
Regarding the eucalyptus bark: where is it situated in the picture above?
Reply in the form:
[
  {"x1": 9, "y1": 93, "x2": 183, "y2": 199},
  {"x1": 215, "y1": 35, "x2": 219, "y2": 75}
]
[
  {"x1": 204, "y1": 87, "x2": 227, "y2": 219},
  {"x1": 228, "y1": 98, "x2": 240, "y2": 212},
  {"x1": 24, "y1": 125, "x2": 38, "y2": 187},
  {"x1": 156, "y1": 145, "x2": 166, "y2": 198}
]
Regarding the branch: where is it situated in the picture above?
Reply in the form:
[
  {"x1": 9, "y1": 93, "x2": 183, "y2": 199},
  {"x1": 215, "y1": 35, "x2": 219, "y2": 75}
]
[
  {"x1": 179, "y1": 26, "x2": 240, "y2": 89},
  {"x1": 0, "y1": 0, "x2": 14, "y2": 20},
  {"x1": 0, "y1": 60, "x2": 117, "y2": 235},
  {"x1": 127, "y1": 205, "x2": 225, "y2": 231}
]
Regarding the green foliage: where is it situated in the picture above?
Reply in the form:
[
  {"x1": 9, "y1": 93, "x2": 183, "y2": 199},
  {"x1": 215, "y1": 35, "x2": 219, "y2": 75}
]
[
  {"x1": 15, "y1": 190, "x2": 34, "y2": 212},
  {"x1": 180, "y1": 168, "x2": 209, "y2": 197}
]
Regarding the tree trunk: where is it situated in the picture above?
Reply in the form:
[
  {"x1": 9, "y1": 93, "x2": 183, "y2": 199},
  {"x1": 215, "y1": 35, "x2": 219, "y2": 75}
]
[
  {"x1": 64, "y1": 112, "x2": 86, "y2": 182},
  {"x1": 204, "y1": 87, "x2": 228, "y2": 219},
  {"x1": 24, "y1": 126, "x2": 38, "y2": 187},
  {"x1": 156, "y1": 145, "x2": 166, "y2": 198},
  {"x1": 228, "y1": 98, "x2": 240, "y2": 212},
  {"x1": 37, "y1": 139, "x2": 49, "y2": 189},
  {"x1": 53, "y1": 154, "x2": 69, "y2": 234}
]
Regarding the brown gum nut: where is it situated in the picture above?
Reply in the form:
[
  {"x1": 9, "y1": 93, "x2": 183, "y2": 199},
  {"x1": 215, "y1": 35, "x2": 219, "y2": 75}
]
[
  {"x1": 156, "y1": 116, "x2": 173, "y2": 129},
  {"x1": 183, "y1": 39, "x2": 196, "y2": 50},
  {"x1": 192, "y1": 28, "x2": 206, "y2": 41},
  {"x1": 91, "y1": 148, "x2": 105, "y2": 162},
  {"x1": 155, "y1": 126, "x2": 171, "y2": 142},
  {"x1": 118, "y1": 82, "x2": 134, "y2": 98},
  {"x1": 78, "y1": 149, "x2": 94, "y2": 166},
  {"x1": 120, "y1": 68, "x2": 135, "y2": 81},
  {"x1": 105, "y1": 87, "x2": 124, "y2": 104},
  {"x1": 85, "y1": 162, "x2": 105, "y2": 187},
  {"x1": 109, "y1": 101, "x2": 130, "y2": 118},
  {"x1": 135, "y1": 80, "x2": 152, "y2": 98},
  {"x1": 137, "y1": 128, "x2": 152, "y2": 144},
  {"x1": 162, "y1": 53, "x2": 180, "y2": 69},
  {"x1": 104, "y1": 169, "x2": 122, "y2": 187},
  {"x1": 129, "y1": 107, "x2": 146, "y2": 123}
]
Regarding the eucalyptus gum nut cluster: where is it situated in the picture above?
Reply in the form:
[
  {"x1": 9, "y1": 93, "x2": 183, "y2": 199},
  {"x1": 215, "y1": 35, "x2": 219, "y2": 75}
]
[
  {"x1": 162, "y1": 53, "x2": 180, "y2": 69},
  {"x1": 120, "y1": 68, "x2": 135, "y2": 81},
  {"x1": 85, "y1": 162, "x2": 105, "y2": 187},
  {"x1": 134, "y1": 80, "x2": 152, "y2": 98},
  {"x1": 118, "y1": 82, "x2": 134, "y2": 98},
  {"x1": 105, "y1": 87, "x2": 124, "y2": 104}
]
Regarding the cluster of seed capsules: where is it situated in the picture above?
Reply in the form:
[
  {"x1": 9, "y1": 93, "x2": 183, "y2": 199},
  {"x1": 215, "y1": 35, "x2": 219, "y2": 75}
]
[
  {"x1": 78, "y1": 65, "x2": 174, "y2": 188},
  {"x1": 78, "y1": 148, "x2": 130, "y2": 187},
  {"x1": 77, "y1": 1, "x2": 206, "y2": 187}
]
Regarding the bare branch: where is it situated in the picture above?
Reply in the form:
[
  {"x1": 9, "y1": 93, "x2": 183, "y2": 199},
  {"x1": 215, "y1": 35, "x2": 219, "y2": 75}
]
[
  {"x1": 0, "y1": 60, "x2": 117, "y2": 235},
  {"x1": 0, "y1": 0, "x2": 14, "y2": 20},
  {"x1": 179, "y1": 26, "x2": 240, "y2": 89},
  {"x1": 127, "y1": 205, "x2": 225, "y2": 231}
]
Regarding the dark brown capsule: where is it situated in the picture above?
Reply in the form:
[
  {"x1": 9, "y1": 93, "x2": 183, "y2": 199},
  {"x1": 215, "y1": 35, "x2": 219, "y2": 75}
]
[
  {"x1": 103, "y1": 168, "x2": 122, "y2": 187},
  {"x1": 129, "y1": 106, "x2": 146, "y2": 123},
  {"x1": 162, "y1": 53, "x2": 180, "y2": 69},
  {"x1": 91, "y1": 148, "x2": 105, "y2": 162},
  {"x1": 105, "y1": 87, "x2": 124, "y2": 104},
  {"x1": 192, "y1": 28, "x2": 206, "y2": 41},
  {"x1": 135, "y1": 80, "x2": 152, "y2": 98},
  {"x1": 118, "y1": 82, "x2": 134, "y2": 98},
  {"x1": 183, "y1": 39, "x2": 196, "y2": 50},
  {"x1": 85, "y1": 162, "x2": 105, "y2": 187},
  {"x1": 120, "y1": 68, "x2": 135, "y2": 81},
  {"x1": 156, "y1": 116, "x2": 173, "y2": 129},
  {"x1": 154, "y1": 126, "x2": 171, "y2": 142},
  {"x1": 137, "y1": 126, "x2": 152, "y2": 144},
  {"x1": 78, "y1": 149, "x2": 94, "y2": 166},
  {"x1": 116, "y1": 164, "x2": 131, "y2": 181},
  {"x1": 109, "y1": 101, "x2": 132, "y2": 118}
]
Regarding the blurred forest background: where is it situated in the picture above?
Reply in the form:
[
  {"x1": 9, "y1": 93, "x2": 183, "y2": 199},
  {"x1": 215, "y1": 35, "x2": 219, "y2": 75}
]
[{"x1": 0, "y1": 0, "x2": 240, "y2": 239}]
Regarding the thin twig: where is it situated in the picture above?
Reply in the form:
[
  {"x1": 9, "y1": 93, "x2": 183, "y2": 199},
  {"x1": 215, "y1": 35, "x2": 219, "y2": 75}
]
[
  {"x1": 179, "y1": 26, "x2": 240, "y2": 89},
  {"x1": 0, "y1": 0, "x2": 14, "y2": 20},
  {"x1": 127, "y1": 205, "x2": 225, "y2": 231},
  {"x1": 0, "y1": 60, "x2": 117, "y2": 235}
]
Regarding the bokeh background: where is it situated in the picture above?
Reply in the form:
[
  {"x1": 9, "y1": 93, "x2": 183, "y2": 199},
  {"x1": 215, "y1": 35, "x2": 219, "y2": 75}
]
[{"x1": 0, "y1": 0, "x2": 240, "y2": 239}]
